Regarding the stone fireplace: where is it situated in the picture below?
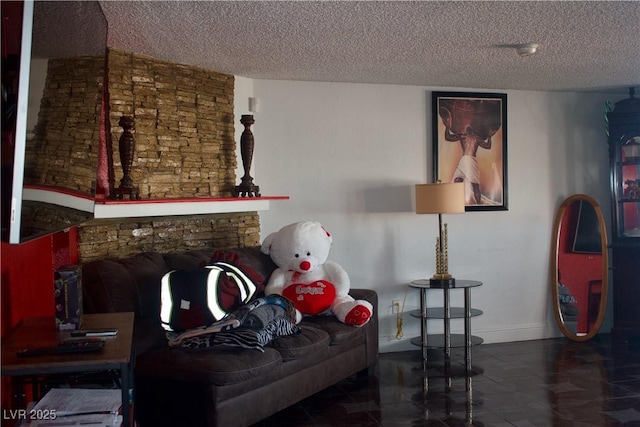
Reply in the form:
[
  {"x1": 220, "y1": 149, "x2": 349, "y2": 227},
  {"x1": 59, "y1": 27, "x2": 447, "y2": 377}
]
[{"x1": 76, "y1": 48, "x2": 259, "y2": 261}]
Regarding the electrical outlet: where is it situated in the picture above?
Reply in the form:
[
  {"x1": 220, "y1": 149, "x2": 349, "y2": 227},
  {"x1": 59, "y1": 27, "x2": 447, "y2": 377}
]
[{"x1": 391, "y1": 300, "x2": 399, "y2": 314}]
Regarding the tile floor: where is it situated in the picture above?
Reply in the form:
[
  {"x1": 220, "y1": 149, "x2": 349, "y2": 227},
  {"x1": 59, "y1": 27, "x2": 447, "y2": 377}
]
[{"x1": 254, "y1": 334, "x2": 640, "y2": 426}]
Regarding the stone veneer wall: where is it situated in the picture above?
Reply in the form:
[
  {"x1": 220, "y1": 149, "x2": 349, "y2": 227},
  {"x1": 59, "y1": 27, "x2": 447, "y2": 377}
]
[
  {"x1": 78, "y1": 213, "x2": 260, "y2": 262},
  {"x1": 24, "y1": 55, "x2": 104, "y2": 193},
  {"x1": 77, "y1": 49, "x2": 259, "y2": 262},
  {"x1": 107, "y1": 49, "x2": 236, "y2": 198}
]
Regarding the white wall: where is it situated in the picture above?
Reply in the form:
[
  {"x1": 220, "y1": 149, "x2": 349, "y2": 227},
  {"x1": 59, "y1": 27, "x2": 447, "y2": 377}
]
[
  {"x1": 233, "y1": 76, "x2": 255, "y2": 181},
  {"x1": 236, "y1": 78, "x2": 619, "y2": 352}
]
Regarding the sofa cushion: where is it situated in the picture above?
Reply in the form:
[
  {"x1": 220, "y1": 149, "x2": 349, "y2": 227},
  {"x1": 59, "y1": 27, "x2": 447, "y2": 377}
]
[
  {"x1": 207, "y1": 247, "x2": 278, "y2": 285},
  {"x1": 134, "y1": 318, "x2": 170, "y2": 354},
  {"x1": 300, "y1": 315, "x2": 367, "y2": 346},
  {"x1": 120, "y1": 252, "x2": 169, "y2": 318},
  {"x1": 163, "y1": 250, "x2": 214, "y2": 271},
  {"x1": 82, "y1": 252, "x2": 168, "y2": 316},
  {"x1": 269, "y1": 325, "x2": 329, "y2": 361},
  {"x1": 136, "y1": 346, "x2": 283, "y2": 385},
  {"x1": 82, "y1": 259, "x2": 137, "y2": 314}
]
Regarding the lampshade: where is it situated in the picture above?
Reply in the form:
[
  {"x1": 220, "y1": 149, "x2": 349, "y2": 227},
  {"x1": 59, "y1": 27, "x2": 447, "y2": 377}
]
[{"x1": 415, "y1": 182, "x2": 465, "y2": 214}]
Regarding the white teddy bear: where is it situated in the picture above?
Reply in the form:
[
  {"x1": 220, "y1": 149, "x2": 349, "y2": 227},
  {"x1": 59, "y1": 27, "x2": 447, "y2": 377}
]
[{"x1": 261, "y1": 221, "x2": 373, "y2": 327}]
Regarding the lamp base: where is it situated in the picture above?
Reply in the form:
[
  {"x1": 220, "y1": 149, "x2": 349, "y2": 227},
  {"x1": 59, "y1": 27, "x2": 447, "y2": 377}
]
[{"x1": 430, "y1": 275, "x2": 456, "y2": 287}]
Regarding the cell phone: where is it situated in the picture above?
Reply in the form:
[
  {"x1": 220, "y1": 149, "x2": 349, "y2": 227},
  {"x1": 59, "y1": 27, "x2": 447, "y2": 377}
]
[{"x1": 70, "y1": 329, "x2": 118, "y2": 337}]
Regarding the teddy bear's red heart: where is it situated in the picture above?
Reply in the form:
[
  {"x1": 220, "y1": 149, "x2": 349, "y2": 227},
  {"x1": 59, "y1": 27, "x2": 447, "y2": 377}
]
[{"x1": 282, "y1": 280, "x2": 336, "y2": 315}]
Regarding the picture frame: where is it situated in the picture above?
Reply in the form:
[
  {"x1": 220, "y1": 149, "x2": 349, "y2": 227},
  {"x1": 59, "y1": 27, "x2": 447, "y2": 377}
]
[{"x1": 432, "y1": 91, "x2": 508, "y2": 211}]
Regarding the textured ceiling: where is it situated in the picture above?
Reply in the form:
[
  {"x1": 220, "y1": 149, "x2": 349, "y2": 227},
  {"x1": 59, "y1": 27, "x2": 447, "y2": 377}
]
[
  {"x1": 69, "y1": 1, "x2": 640, "y2": 93},
  {"x1": 32, "y1": 1, "x2": 107, "y2": 58}
]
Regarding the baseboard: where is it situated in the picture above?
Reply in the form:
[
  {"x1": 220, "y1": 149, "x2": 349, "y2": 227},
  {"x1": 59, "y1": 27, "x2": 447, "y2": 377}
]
[
  {"x1": 478, "y1": 323, "x2": 560, "y2": 344},
  {"x1": 379, "y1": 323, "x2": 561, "y2": 353}
]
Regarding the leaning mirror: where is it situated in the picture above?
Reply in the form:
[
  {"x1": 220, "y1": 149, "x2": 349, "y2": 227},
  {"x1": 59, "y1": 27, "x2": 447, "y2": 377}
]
[
  {"x1": 4, "y1": 1, "x2": 107, "y2": 243},
  {"x1": 551, "y1": 194, "x2": 608, "y2": 341}
]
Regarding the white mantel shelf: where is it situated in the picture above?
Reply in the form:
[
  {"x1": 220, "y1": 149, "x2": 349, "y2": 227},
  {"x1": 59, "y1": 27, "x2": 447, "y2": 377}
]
[
  {"x1": 22, "y1": 186, "x2": 289, "y2": 219},
  {"x1": 94, "y1": 196, "x2": 289, "y2": 218}
]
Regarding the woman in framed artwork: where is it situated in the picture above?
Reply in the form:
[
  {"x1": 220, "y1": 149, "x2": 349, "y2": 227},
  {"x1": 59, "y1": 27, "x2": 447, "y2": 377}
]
[{"x1": 432, "y1": 92, "x2": 508, "y2": 211}]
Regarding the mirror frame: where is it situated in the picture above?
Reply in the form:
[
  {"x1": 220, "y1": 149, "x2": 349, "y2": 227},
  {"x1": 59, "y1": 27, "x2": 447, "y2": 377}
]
[
  {"x1": 551, "y1": 194, "x2": 608, "y2": 341},
  {"x1": 7, "y1": 0, "x2": 33, "y2": 243}
]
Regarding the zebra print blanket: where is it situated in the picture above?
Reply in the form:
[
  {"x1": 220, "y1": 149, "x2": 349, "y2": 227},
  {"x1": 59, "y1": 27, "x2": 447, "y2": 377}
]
[{"x1": 166, "y1": 295, "x2": 300, "y2": 351}]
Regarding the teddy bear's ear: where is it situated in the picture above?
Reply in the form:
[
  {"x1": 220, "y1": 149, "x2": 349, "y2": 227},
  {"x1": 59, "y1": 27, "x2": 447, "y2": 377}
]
[
  {"x1": 261, "y1": 232, "x2": 277, "y2": 254},
  {"x1": 321, "y1": 225, "x2": 333, "y2": 245}
]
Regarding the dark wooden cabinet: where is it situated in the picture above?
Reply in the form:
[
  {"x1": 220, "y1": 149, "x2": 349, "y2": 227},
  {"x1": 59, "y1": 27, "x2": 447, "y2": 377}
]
[{"x1": 607, "y1": 88, "x2": 640, "y2": 343}]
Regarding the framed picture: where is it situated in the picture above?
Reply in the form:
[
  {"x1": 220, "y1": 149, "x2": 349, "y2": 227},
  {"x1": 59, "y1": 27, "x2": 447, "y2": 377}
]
[{"x1": 432, "y1": 91, "x2": 508, "y2": 211}]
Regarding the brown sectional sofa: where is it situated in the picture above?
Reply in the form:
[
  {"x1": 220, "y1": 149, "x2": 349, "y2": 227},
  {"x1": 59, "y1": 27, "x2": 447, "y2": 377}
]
[{"x1": 81, "y1": 247, "x2": 378, "y2": 427}]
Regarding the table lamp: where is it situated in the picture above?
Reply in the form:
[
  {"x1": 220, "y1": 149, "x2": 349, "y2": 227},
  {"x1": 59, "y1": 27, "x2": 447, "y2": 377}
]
[{"x1": 415, "y1": 182, "x2": 465, "y2": 285}]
